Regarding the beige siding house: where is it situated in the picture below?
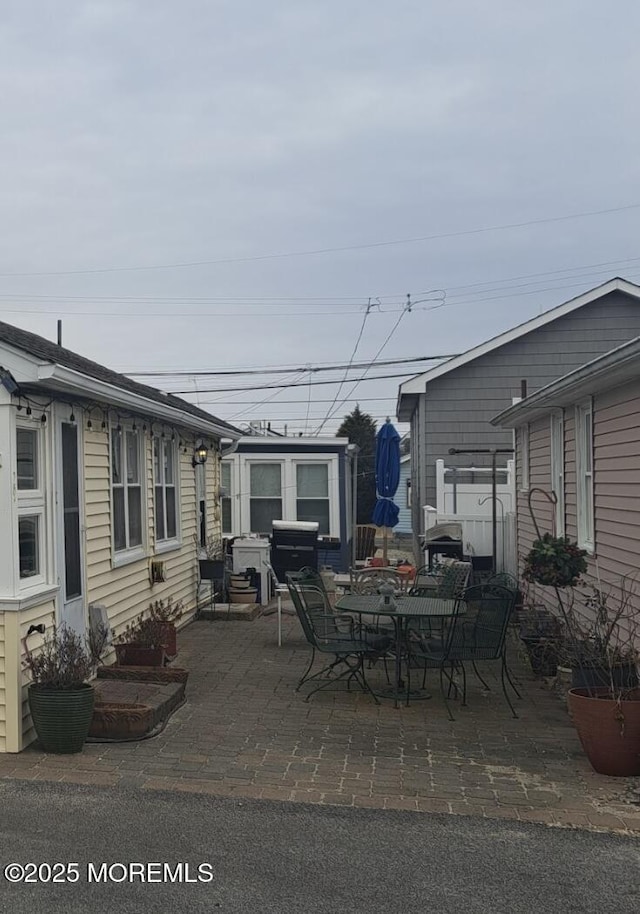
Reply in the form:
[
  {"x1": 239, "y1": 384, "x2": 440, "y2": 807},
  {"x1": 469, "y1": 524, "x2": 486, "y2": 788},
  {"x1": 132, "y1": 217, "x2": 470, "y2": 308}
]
[
  {"x1": 492, "y1": 336, "x2": 640, "y2": 621},
  {"x1": 0, "y1": 320, "x2": 241, "y2": 752}
]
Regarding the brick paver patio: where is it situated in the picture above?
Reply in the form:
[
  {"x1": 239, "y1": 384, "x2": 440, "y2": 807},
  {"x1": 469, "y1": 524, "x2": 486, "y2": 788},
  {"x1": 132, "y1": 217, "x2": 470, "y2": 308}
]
[{"x1": 2, "y1": 607, "x2": 640, "y2": 834}]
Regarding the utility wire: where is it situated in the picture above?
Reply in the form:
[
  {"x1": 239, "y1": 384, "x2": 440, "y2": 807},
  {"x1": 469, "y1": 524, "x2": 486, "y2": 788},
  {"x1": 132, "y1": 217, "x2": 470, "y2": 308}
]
[
  {"x1": 1, "y1": 202, "x2": 639, "y2": 276},
  {"x1": 126, "y1": 353, "x2": 458, "y2": 378},
  {"x1": 314, "y1": 295, "x2": 415, "y2": 433},
  {"x1": 170, "y1": 370, "x2": 418, "y2": 395},
  {"x1": 313, "y1": 298, "x2": 377, "y2": 436}
]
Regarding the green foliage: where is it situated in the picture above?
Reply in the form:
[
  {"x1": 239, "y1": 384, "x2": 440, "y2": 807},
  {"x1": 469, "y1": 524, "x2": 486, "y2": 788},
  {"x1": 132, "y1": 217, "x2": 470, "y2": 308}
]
[
  {"x1": 24, "y1": 625, "x2": 94, "y2": 690},
  {"x1": 522, "y1": 534, "x2": 588, "y2": 588},
  {"x1": 337, "y1": 405, "x2": 377, "y2": 523}
]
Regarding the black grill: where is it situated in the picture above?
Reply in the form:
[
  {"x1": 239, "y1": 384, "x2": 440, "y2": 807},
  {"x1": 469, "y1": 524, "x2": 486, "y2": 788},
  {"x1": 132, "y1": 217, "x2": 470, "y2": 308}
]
[{"x1": 271, "y1": 521, "x2": 319, "y2": 581}]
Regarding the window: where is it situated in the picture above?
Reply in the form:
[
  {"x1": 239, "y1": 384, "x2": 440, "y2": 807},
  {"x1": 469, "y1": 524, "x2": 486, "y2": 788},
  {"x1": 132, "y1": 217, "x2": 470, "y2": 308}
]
[
  {"x1": 221, "y1": 462, "x2": 232, "y2": 535},
  {"x1": 550, "y1": 412, "x2": 565, "y2": 536},
  {"x1": 296, "y1": 463, "x2": 329, "y2": 534},
  {"x1": 111, "y1": 425, "x2": 143, "y2": 554},
  {"x1": 17, "y1": 428, "x2": 38, "y2": 490},
  {"x1": 520, "y1": 424, "x2": 530, "y2": 490},
  {"x1": 249, "y1": 463, "x2": 282, "y2": 534},
  {"x1": 17, "y1": 423, "x2": 46, "y2": 585},
  {"x1": 154, "y1": 436, "x2": 178, "y2": 543},
  {"x1": 19, "y1": 515, "x2": 40, "y2": 579},
  {"x1": 576, "y1": 401, "x2": 594, "y2": 551}
]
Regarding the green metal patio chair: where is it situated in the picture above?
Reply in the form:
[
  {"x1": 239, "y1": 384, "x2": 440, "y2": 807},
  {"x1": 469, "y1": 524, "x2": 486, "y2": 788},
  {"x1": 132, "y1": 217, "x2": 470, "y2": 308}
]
[
  {"x1": 407, "y1": 583, "x2": 521, "y2": 719},
  {"x1": 287, "y1": 581, "x2": 390, "y2": 703}
]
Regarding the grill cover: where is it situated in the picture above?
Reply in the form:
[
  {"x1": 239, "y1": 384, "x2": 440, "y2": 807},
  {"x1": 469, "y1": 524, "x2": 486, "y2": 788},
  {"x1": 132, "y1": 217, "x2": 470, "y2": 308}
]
[{"x1": 271, "y1": 521, "x2": 319, "y2": 580}]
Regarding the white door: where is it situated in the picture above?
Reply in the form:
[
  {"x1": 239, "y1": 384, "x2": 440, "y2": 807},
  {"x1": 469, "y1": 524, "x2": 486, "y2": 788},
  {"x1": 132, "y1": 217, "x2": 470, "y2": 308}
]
[{"x1": 56, "y1": 409, "x2": 86, "y2": 638}]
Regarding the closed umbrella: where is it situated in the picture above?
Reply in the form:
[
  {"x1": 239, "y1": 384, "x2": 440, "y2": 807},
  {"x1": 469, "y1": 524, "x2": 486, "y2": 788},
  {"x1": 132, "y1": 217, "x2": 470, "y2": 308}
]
[{"x1": 372, "y1": 419, "x2": 401, "y2": 565}]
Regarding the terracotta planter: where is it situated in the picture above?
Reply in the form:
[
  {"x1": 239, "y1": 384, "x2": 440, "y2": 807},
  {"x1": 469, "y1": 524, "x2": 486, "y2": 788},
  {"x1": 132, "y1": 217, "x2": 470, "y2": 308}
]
[
  {"x1": 567, "y1": 687, "x2": 640, "y2": 776},
  {"x1": 115, "y1": 644, "x2": 165, "y2": 667}
]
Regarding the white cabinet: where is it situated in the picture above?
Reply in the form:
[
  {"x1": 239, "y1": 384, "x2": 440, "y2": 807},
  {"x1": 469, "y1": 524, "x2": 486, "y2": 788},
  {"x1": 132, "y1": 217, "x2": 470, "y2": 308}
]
[{"x1": 232, "y1": 537, "x2": 270, "y2": 604}]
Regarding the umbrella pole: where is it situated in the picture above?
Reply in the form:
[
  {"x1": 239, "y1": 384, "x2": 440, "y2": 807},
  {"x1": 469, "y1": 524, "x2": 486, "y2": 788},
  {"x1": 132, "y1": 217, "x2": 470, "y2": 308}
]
[{"x1": 383, "y1": 527, "x2": 388, "y2": 565}]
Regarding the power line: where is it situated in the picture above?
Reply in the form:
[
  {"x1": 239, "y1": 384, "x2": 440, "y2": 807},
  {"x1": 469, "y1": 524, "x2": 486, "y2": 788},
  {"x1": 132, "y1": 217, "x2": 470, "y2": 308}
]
[
  {"x1": 169, "y1": 370, "x2": 418, "y2": 395},
  {"x1": 315, "y1": 296, "x2": 414, "y2": 433},
  {"x1": 2, "y1": 202, "x2": 639, "y2": 277},
  {"x1": 126, "y1": 353, "x2": 458, "y2": 378}
]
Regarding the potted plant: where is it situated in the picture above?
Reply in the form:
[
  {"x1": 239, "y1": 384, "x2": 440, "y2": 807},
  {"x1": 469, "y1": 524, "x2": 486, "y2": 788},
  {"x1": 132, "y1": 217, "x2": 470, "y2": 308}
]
[
  {"x1": 522, "y1": 533, "x2": 588, "y2": 588},
  {"x1": 562, "y1": 576, "x2": 640, "y2": 776},
  {"x1": 518, "y1": 604, "x2": 562, "y2": 677},
  {"x1": 559, "y1": 578, "x2": 640, "y2": 691},
  {"x1": 148, "y1": 597, "x2": 183, "y2": 659},
  {"x1": 198, "y1": 535, "x2": 227, "y2": 582},
  {"x1": 115, "y1": 614, "x2": 167, "y2": 667},
  {"x1": 24, "y1": 624, "x2": 95, "y2": 754}
]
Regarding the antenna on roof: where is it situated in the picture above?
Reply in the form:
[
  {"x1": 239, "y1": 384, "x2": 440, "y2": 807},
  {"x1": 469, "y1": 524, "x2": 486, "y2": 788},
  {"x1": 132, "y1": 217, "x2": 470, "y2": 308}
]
[{"x1": 57, "y1": 320, "x2": 62, "y2": 347}]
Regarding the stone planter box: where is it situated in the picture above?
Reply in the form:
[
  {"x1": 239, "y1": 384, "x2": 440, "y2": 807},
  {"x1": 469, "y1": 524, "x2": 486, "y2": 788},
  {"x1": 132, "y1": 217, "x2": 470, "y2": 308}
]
[
  {"x1": 97, "y1": 664, "x2": 188, "y2": 686},
  {"x1": 89, "y1": 702, "x2": 154, "y2": 740}
]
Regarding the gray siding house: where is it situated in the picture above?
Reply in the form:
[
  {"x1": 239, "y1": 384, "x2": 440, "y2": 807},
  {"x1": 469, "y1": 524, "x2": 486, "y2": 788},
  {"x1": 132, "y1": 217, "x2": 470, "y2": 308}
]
[
  {"x1": 397, "y1": 278, "x2": 640, "y2": 551},
  {"x1": 492, "y1": 336, "x2": 640, "y2": 623}
]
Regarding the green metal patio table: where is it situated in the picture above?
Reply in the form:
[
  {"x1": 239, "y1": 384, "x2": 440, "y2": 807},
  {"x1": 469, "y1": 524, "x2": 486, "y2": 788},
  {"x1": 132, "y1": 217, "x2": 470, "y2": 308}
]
[{"x1": 335, "y1": 593, "x2": 460, "y2": 706}]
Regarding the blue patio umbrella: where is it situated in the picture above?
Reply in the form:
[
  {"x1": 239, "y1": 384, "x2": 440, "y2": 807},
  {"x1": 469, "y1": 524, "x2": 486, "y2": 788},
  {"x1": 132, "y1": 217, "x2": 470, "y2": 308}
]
[{"x1": 372, "y1": 419, "x2": 401, "y2": 563}]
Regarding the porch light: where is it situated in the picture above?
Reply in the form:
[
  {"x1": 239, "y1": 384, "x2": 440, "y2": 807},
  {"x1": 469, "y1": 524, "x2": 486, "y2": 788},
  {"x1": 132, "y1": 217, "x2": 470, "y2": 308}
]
[{"x1": 192, "y1": 443, "x2": 209, "y2": 467}]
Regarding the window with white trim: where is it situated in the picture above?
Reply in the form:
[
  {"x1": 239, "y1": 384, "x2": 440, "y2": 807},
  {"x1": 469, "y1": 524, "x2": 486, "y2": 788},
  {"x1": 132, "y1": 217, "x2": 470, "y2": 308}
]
[
  {"x1": 520, "y1": 424, "x2": 530, "y2": 490},
  {"x1": 16, "y1": 424, "x2": 46, "y2": 585},
  {"x1": 154, "y1": 436, "x2": 179, "y2": 544},
  {"x1": 249, "y1": 463, "x2": 282, "y2": 534},
  {"x1": 111, "y1": 424, "x2": 143, "y2": 554},
  {"x1": 296, "y1": 463, "x2": 329, "y2": 534},
  {"x1": 576, "y1": 401, "x2": 594, "y2": 551},
  {"x1": 550, "y1": 411, "x2": 565, "y2": 536},
  {"x1": 221, "y1": 462, "x2": 232, "y2": 536}
]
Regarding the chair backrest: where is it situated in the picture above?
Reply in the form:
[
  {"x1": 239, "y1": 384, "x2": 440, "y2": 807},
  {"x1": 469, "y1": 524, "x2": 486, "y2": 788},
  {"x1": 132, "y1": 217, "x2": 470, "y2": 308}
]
[
  {"x1": 454, "y1": 583, "x2": 516, "y2": 657},
  {"x1": 287, "y1": 582, "x2": 340, "y2": 646},
  {"x1": 437, "y1": 561, "x2": 472, "y2": 599},
  {"x1": 350, "y1": 567, "x2": 403, "y2": 595},
  {"x1": 286, "y1": 566, "x2": 327, "y2": 594},
  {"x1": 409, "y1": 565, "x2": 440, "y2": 595},
  {"x1": 355, "y1": 525, "x2": 377, "y2": 562},
  {"x1": 410, "y1": 561, "x2": 471, "y2": 599}
]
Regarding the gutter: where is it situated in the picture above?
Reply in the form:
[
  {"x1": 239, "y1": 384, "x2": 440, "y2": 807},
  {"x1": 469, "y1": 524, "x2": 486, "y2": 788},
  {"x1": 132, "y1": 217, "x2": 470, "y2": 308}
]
[{"x1": 36, "y1": 363, "x2": 242, "y2": 440}]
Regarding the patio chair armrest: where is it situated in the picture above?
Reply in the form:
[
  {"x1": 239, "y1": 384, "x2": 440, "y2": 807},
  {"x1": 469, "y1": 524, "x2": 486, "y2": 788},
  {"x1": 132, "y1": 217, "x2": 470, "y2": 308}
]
[{"x1": 334, "y1": 613, "x2": 356, "y2": 633}]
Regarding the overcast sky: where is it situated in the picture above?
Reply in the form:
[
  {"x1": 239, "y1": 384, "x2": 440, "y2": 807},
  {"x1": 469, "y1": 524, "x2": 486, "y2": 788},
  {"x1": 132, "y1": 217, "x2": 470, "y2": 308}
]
[{"x1": 2, "y1": 1, "x2": 640, "y2": 435}]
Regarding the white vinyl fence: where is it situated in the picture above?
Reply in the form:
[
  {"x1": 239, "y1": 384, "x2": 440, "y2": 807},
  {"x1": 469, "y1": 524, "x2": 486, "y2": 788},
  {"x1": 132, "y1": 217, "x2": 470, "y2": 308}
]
[{"x1": 424, "y1": 459, "x2": 518, "y2": 574}]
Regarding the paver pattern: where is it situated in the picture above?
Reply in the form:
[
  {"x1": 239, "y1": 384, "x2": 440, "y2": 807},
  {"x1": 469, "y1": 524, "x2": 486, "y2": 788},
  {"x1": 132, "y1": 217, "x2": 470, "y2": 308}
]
[{"x1": 2, "y1": 606, "x2": 640, "y2": 834}]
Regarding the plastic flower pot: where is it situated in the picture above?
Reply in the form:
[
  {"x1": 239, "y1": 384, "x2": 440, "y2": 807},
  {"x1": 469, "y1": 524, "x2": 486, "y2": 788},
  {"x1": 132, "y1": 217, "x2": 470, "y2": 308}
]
[
  {"x1": 568, "y1": 687, "x2": 640, "y2": 777},
  {"x1": 28, "y1": 683, "x2": 95, "y2": 754}
]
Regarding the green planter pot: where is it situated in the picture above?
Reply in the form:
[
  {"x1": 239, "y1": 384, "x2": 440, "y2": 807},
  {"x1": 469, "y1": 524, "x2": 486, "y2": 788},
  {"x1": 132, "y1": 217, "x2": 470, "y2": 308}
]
[{"x1": 28, "y1": 683, "x2": 95, "y2": 754}]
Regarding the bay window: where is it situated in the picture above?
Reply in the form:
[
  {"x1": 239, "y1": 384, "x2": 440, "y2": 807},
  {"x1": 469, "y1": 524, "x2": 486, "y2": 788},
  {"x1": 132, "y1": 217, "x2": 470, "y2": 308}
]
[{"x1": 17, "y1": 424, "x2": 46, "y2": 585}]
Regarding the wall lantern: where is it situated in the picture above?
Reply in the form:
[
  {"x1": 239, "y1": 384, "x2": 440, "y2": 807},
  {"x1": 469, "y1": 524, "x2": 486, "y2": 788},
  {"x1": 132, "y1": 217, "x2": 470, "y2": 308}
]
[{"x1": 192, "y1": 442, "x2": 209, "y2": 468}]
